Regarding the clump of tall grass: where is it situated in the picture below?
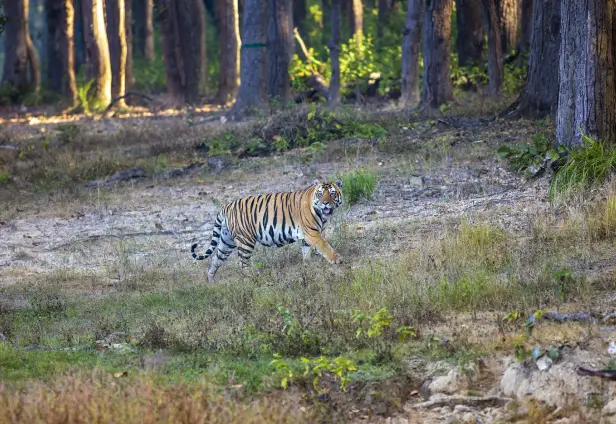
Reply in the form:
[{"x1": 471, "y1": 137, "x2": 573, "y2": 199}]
[
  {"x1": 339, "y1": 169, "x2": 377, "y2": 205},
  {"x1": 548, "y1": 133, "x2": 616, "y2": 201}
]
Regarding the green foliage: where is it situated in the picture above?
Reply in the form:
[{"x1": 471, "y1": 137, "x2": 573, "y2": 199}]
[
  {"x1": 548, "y1": 132, "x2": 616, "y2": 201},
  {"x1": 338, "y1": 169, "x2": 377, "y2": 205},
  {"x1": 353, "y1": 307, "x2": 392, "y2": 339},
  {"x1": 270, "y1": 354, "x2": 357, "y2": 392},
  {"x1": 498, "y1": 132, "x2": 565, "y2": 178},
  {"x1": 551, "y1": 267, "x2": 574, "y2": 303},
  {"x1": 0, "y1": 169, "x2": 9, "y2": 186},
  {"x1": 76, "y1": 79, "x2": 96, "y2": 113},
  {"x1": 56, "y1": 124, "x2": 82, "y2": 145}
]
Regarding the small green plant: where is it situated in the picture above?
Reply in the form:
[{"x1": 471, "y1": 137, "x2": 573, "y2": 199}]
[
  {"x1": 339, "y1": 169, "x2": 377, "y2": 205},
  {"x1": 76, "y1": 79, "x2": 96, "y2": 113},
  {"x1": 548, "y1": 132, "x2": 616, "y2": 201},
  {"x1": 269, "y1": 353, "x2": 294, "y2": 390},
  {"x1": 497, "y1": 132, "x2": 565, "y2": 178},
  {"x1": 0, "y1": 169, "x2": 9, "y2": 185},
  {"x1": 551, "y1": 267, "x2": 574, "y2": 303},
  {"x1": 271, "y1": 354, "x2": 357, "y2": 392},
  {"x1": 353, "y1": 307, "x2": 392, "y2": 339}
]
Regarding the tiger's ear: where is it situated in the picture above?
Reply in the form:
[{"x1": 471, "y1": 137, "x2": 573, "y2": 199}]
[
  {"x1": 336, "y1": 179, "x2": 343, "y2": 188},
  {"x1": 313, "y1": 178, "x2": 320, "y2": 186}
]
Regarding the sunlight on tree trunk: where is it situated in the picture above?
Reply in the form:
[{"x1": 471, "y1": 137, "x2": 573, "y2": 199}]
[
  {"x1": 82, "y1": 0, "x2": 112, "y2": 106},
  {"x1": 496, "y1": 0, "x2": 520, "y2": 53},
  {"x1": 401, "y1": 0, "x2": 422, "y2": 107},
  {"x1": 557, "y1": 0, "x2": 616, "y2": 147},
  {"x1": 106, "y1": 0, "x2": 128, "y2": 105},
  {"x1": 216, "y1": 0, "x2": 241, "y2": 105},
  {"x1": 421, "y1": 0, "x2": 454, "y2": 108},
  {"x1": 351, "y1": 0, "x2": 363, "y2": 51}
]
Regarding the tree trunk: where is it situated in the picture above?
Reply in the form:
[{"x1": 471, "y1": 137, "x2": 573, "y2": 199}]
[
  {"x1": 2, "y1": 0, "x2": 31, "y2": 95},
  {"x1": 176, "y1": 0, "x2": 206, "y2": 104},
  {"x1": 495, "y1": 0, "x2": 520, "y2": 53},
  {"x1": 293, "y1": 0, "x2": 306, "y2": 37},
  {"x1": 106, "y1": 0, "x2": 128, "y2": 104},
  {"x1": 81, "y1": 0, "x2": 112, "y2": 106},
  {"x1": 25, "y1": 23, "x2": 42, "y2": 92},
  {"x1": 321, "y1": 0, "x2": 330, "y2": 53},
  {"x1": 231, "y1": 0, "x2": 268, "y2": 115},
  {"x1": 268, "y1": 0, "x2": 292, "y2": 104},
  {"x1": 134, "y1": 0, "x2": 155, "y2": 61},
  {"x1": 401, "y1": 0, "x2": 422, "y2": 106},
  {"x1": 157, "y1": 0, "x2": 205, "y2": 104},
  {"x1": 351, "y1": 0, "x2": 363, "y2": 50},
  {"x1": 501, "y1": 0, "x2": 559, "y2": 119},
  {"x1": 482, "y1": 0, "x2": 503, "y2": 96},
  {"x1": 556, "y1": 0, "x2": 616, "y2": 147},
  {"x1": 518, "y1": 0, "x2": 532, "y2": 52},
  {"x1": 328, "y1": 0, "x2": 341, "y2": 107},
  {"x1": 455, "y1": 0, "x2": 484, "y2": 66},
  {"x1": 377, "y1": 0, "x2": 391, "y2": 38},
  {"x1": 421, "y1": 0, "x2": 454, "y2": 108},
  {"x1": 215, "y1": 0, "x2": 241, "y2": 105},
  {"x1": 45, "y1": 0, "x2": 77, "y2": 104}
]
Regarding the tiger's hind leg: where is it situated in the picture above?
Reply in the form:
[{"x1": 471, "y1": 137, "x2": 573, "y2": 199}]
[{"x1": 207, "y1": 227, "x2": 236, "y2": 282}]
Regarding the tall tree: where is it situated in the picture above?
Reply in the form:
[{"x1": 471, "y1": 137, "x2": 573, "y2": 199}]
[
  {"x1": 328, "y1": 0, "x2": 341, "y2": 107},
  {"x1": 2, "y1": 0, "x2": 40, "y2": 95},
  {"x1": 482, "y1": 0, "x2": 503, "y2": 96},
  {"x1": 230, "y1": 0, "x2": 268, "y2": 115},
  {"x1": 400, "y1": 0, "x2": 422, "y2": 106},
  {"x1": 421, "y1": 0, "x2": 453, "y2": 108},
  {"x1": 125, "y1": 0, "x2": 134, "y2": 89},
  {"x1": 81, "y1": 0, "x2": 112, "y2": 106},
  {"x1": 455, "y1": 0, "x2": 484, "y2": 66},
  {"x1": 157, "y1": 0, "x2": 206, "y2": 104},
  {"x1": 268, "y1": 0, "x2": 292, "y2": 104},
  {"x1": 215, "y1": 0, "x2": 241, "y2": 105},
  {"x1": 556, "y1": 0, "x2": 616, "y2": 147},
  {"x1": 45, "y1": 0, "x2": 77, "y2": 104},
  {"x1": 106, "y1": 0, "x2": 128, "y2": 103},
  {"x1": 495, "y1": 0, "x2": 520, "y2": 53},
  {"x1": 350, "y1": 0, "x2": 363, "y2": 50},
  {"x1": 134, "y1": 0, "x2": 155, "y2": 62},
  {"x1": 518, "y1": 0, "x2": 532, "y2": 52},
  {"x1": 501, "y1": 0, "x2": 559, "y2": 119}
]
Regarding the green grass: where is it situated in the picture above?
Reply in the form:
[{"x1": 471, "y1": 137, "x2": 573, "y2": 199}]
[{"x1": 339, "y1": 169, "x2": 377, "y2": 205}]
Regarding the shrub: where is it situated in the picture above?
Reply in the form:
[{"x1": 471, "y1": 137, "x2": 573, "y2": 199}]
[{"x1": 339, "y1": 169, "x2": 377, "y2": 205}]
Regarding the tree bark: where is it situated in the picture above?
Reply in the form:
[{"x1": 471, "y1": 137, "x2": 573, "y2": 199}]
[
  {"x1": 125, "y1": 0, "x2": 134, "y2": 89},
  {"x1": 2, "y1": 0, "x2": 31, "y2": 94},
  {"x1": 26, "y1": 27, "x2": 42, "y2": 92},
  {"x1": 45, "y1": 0, "x2": 77, "y2": 104},
  {"x1": 106, "y1": 0, "x2": 128, "y2": 104},
  {"x1": 215, "y1": 0, "x2": 241, "y2": 105},
  {"x1": 157, "y1": 0, "x2": 206, "y2": 104},
  {"x1": 495, "y1": 0, "x2": 520, "y2": 53},
  {"x1": 231, "y1": 0, "x2": 268, "y2": 115},
  {"x1": 81, "y1": 0, "x2": 112, "y2": 106},
  {"x1": 501, "y1": 0, "x2": 559, "y2": 119},
  {"x1": 455, "y1": 0, "x2": 484, "y2": 66},
  {"x1": 556, "y1": 0, "x2": 616, "y2": 147},
  {"x1": 421, "y1": 0, "x2": 454, "y2": 108},
  {"x1": 268, "y1": 0, "x2": 292, "y2": 104},
  {"x1": 482, "y1": 0, "x2": 503, "y2": 96},
  {"x1": 328, "y1": 0, "x2": 341, "y2": 107},
  {"x1": 401, "y1": 0, "x2": 422, "y2": 106},
  {"x1": 518, "y1": 0, "x2": 532, "y2": 52},
  {"x1": 134, "y1": 0, "x2": 155, "y2": 61}
]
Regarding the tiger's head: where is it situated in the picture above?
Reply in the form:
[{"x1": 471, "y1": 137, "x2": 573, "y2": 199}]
[{"x1": 312, "y1": 179, "x2": 344, "y2": 217}]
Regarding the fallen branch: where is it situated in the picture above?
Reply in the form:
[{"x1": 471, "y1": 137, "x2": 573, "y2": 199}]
[
  {"x1": 410, "y1": 395, "x2": 511, "y2": 410},
  {"x1": 103, "y1": 91, "x2": 157, "y2": 115},
  {"x1": 577, "y1": 367, "x2": 616, "y2": 381},
  {"x1": 293, "y1": 27, "x2": 323, "y2": 67}
]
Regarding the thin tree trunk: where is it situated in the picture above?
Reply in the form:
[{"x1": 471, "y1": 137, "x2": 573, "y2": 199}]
[
  {"x1": 106, "y1": 0, "x2": 128, "y2": 104},
  {"x1": 455, "y1": 0, "x2": 484, "y2": 66},
  {"x1": 421, "y1": 0, "x2": 454, "y2": 108},
  {"x1": 25, "y1": 13, "x2": 42, "y2": 92},
  {"x1": 482, "y1": 0, "x2": 503, "y2": 96},
  {"x1": 556, "y1": 0, "x2": 616, "y2": 147},
  {"x1": 401, "y1": 0, "x2": 422, "y2": 106},
  {"x1": 81, "y1": 0, "x2": 112, "y2": 106},
  {"x1": 321, "y1": 0, "x2": 330, "y2": 53},
  {"x1": 45, "y1": 0, "x2": 77, "y2": 104},
  {"x1": 495, "y1": 0, "x2": 520, "y2": 53},
  {"x1": 328, "y1": 0, "x2": 341, "y2": 107},
  {"x1": 268, "y1": 0, "x2": 292, "y2": 104},
  {"x1": 231, "y1": 0, "x2": 268, "y2": 115},
  {"x1": 125, "y1": 0, "x2": 134, "y2": 89},
  {"x1": 2, "y1": 0, "x2": 30, "y2": 94},
  {"x1": 377, "y1": 0, "x2": 391, "y2": 38},
  {"x1": 135, "y1": 0, "x2": 155, "y2": 61},
  {"x1": 157, "y1": 0, "x2": 185, "y2": 101},
  {"x1": 351, "y1": 0, "x2": 363, "y2": 50},
  {"x1": 216, "y1": 0, "x2": 241, "y2": 105},
  {"x1": 501, "y1": 0, "x2": 558, "y2": 119}
]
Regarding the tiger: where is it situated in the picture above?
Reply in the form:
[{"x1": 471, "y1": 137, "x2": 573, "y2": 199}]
[{"x1": 191, "y1": 179, "x2": 344, "y2": 282}]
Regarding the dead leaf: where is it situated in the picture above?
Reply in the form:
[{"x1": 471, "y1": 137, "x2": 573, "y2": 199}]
[
  {"x1": 113, "y1": 371, "x2": 128, "y2": 378},
  {"x1": 410, "y1": 390, "x2": 419, "y2": 396}
]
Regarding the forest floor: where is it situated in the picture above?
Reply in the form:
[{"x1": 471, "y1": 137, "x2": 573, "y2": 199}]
[{"x1": 1, "y1": 100, "x2": 616, "y2": 423}]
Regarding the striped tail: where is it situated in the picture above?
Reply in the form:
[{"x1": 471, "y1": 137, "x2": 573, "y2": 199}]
[{"x1": 191, "y1": 213, "x2": 224, "y2": 260}]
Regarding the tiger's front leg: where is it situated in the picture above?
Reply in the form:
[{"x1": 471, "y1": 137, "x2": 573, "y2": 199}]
[
  {"x1": 301, "y1": 240, "x2": 321, "y2": 260},
  {"x1": 304, "y1": 235, "x2": 343, "y2": 264}
]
